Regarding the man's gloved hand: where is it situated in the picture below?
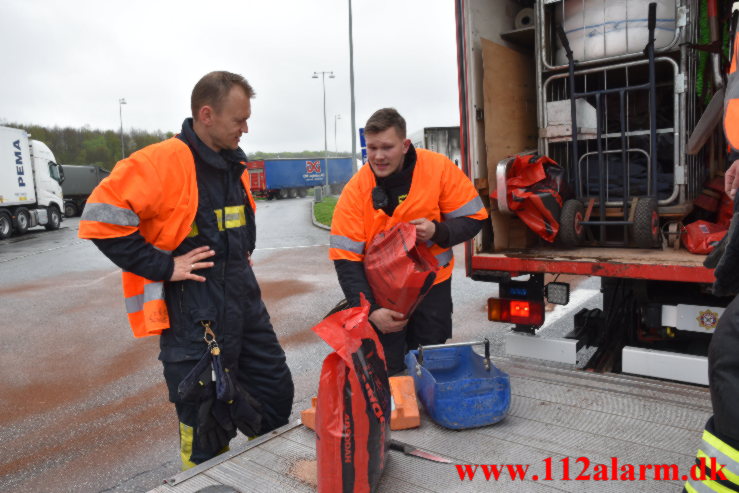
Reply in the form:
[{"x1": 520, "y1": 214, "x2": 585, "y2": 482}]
[
  {"x1": 228, "y1": 383, "x2": 263, "y2": 437},
  {"x1": 709, "y1": 211, "x2": 739, "y2": 296},
  {"x1": 195, "y1": 391, "x2": 236, "y2": 455}
]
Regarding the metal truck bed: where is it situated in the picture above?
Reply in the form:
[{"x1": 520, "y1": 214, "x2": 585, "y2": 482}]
[
  {"x1": 150, "y1": 357, "x2": 710, "y2": 492},
  {"x1": 470, "y1": 246, "x2": 714, "y2": 283}
]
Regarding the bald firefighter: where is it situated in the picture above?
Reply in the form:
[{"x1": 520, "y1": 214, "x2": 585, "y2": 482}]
[{"x1": 78, "y1": 71, "x2": 293, "y2": 469}]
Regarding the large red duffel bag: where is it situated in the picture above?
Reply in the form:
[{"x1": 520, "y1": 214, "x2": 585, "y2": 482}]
[
  {"x1": 363, "y1": 222, "x2": 440, "y2": 319},
  {"x1": 683, "y1": 220, "x2": 727, "y2": 255},
  {"x1": 313, "y1": 295, "x2": 391, "y2": 493}
]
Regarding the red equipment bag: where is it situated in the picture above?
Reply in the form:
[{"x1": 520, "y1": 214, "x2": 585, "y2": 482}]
[
  {"x1": 364, "y1": 222, "x2": 440, "y2": 319},
  {"x1": 491, "y1": 154, "x2": 566, "y2": 243},
  {"x1": 313, "y1": 295, "x2": 391, "y2": 493},
  {"x1": 682, "y1": 220, "x2": 728, "y2": 254}
]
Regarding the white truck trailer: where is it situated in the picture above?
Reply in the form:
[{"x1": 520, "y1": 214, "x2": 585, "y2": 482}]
[
  {"x1": 409, "y1": 126, "x2": 462, "y2": 167},
  {"x1": 0, "y1": 126, "x2": 64, "y2": 239}
]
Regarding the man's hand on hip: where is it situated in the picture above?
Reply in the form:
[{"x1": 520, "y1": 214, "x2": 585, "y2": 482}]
[
  {"x1": 410, "y1": 218, "x2": 436, "y2": 242},
  {"x1": 170, "y1": 246, "x2": 216, "y2": 282},
  {"x1": 726, "y1": 159, "x2": 739, "y2": 200},
  {"x1": 369, "y1": 308, "x2": 407, "y2": 334}
]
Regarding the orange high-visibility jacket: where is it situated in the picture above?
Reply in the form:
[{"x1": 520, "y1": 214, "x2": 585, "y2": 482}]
[
  {"x1": 78, "y1": 137, "x2": 255, "y2": 338},
  {"x1": 725, "y1": 24, "x2": 739, "y2": 152},
  {"x1": 329, "y1": 148, "x2": 487, "y2": 284}
]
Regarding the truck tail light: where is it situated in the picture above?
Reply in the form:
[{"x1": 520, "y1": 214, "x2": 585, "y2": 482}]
[{"x1": 487, "y1": 298, "x2": 544, "y2": 325}]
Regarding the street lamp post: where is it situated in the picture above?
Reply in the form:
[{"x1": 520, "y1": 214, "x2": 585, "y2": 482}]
[
  {"x1": 348, "y1": 0, "x2": 357, "y2": 172},
  {"x1": 334, "y1": 114, "x2": 341, "y2": 153},
  {"x1": 118, "y1": 98, "x2": 127, "y2": 160},
  {"x1": 312, "y1": 71, "x2": 334, "y2": 189}
]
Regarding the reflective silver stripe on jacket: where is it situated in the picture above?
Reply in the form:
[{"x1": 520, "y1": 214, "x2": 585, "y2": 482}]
[
  {"x1": 698, "y1": 437, "x2": 739, "y2": 484},
  {"x1": 329, "y1": 234, "x2": 365, "y2": 254},
  {"x1": 684, "y1": 478, "x2": 727, "y2": 493},
  {"x1": 125, "y1": 281, "x2": 164, "y2": 314},
  {"x1": 435, "y1": 249, "x2": 453, "y2": 267},
  {"x1": 81, "y1": 202, "x2": 140, "y2": 227},
  {"x1": 443, "y1": 196, "x2": 484, "y2": 220}
]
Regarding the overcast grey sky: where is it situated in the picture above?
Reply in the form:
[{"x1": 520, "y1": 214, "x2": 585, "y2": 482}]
[{"x1": 0, "y1": 0, "x2": 460, "y2": 154}]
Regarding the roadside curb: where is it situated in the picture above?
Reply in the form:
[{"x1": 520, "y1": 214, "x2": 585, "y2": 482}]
[{"x1": 310, "y1": 200, "x2": 331, "y2": 231}]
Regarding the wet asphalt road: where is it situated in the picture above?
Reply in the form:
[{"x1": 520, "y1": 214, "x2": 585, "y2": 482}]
[{"x1": 0, "y1": 197, "x2": 567, "y2": 492}]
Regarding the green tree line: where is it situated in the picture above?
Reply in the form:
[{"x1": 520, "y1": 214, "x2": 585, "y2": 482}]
[
  {"x1": 4, "y1": 122, "x2": 357, "y2": 170},
  {"x1": 5, "y1": 122, "x2": 174, "y2": 171}
]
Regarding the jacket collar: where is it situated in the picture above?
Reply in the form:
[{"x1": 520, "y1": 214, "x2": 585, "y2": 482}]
[{"x1": 180, "y1": 118, "x2": 247, "y2": 171}]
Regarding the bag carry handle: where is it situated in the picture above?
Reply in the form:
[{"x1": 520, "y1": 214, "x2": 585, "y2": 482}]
[{"x1": 416, "y1": 338, "x2": 491, "y2": 373}]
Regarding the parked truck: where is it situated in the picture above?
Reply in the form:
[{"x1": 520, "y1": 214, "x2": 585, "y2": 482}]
[
  {"x1": 246, "y1": 157, "x2": 353, "y2": 199},
  {"x1": 0, "y1": 126, "x2": 64, "y2": 239},
  {"x1": 459, "y1": 0, "x2": 726, "y2": 386},
  {"x1": 409, "y1": 126, "x2": 461, "y2": 167},
  {"x1": 61, "y1": 164, "x2": 110, "y2": 217}
]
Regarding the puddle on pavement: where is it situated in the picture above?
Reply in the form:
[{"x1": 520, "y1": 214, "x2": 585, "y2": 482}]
[{"x1": 289, "y1": 459, "x2": 318, "y2": 487}]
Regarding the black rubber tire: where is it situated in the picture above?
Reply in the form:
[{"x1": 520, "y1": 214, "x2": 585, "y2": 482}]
[
  {"x1": 14, "y1": 208, "x2": 30, "y2": 235},
  {"x1": 298, "y1": 188, "x2": 307, "y2": 198},
  {"x1": 632, "y1": 197, "x2": 660, "y2": 248},
  {"x1": 45, "y1": 206, "x2": 61, "y2": 230},
  {"x1": 0, "y1": 211, "x2": 12, "y2": 240},
  {"x1": 558, "y1": 199, "x2": 585, "y2": 248},
  {"x1": 64, "y1": 201, "x2": 77, "y2": 218},
  {"x1": 278, "y1": 189, "x2": 288, "y2": 199},
  {"x1": 288, "y1": 188, "x2": 297, "y2": 199}
]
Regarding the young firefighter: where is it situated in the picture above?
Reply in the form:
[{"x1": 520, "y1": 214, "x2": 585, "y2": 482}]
[
  {"x1": 329, "y1": 108, "x2": 488, "y2": 374},
  {"x1": 78, "y1": 71, "x2": 293, "y2": 469}
]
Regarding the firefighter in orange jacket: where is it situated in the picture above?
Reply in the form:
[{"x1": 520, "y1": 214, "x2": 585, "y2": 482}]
[
  {"x1": 684, "y1": 11, "x2": 739, "y2": 492},
  {"x1": 78, "y1": 71, "x2": 293, "y2": 469},
  {"x1": 329, "y1": 108, "x2": 488, "y2": 374}
]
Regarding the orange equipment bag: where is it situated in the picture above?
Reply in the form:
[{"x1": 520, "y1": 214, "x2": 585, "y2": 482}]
[
  {"x1": 491, "y1": 154, "x2": 566, "y2": 243},
  {"x1": 363, "y1": 222, "x2": 440, "y2": 319},
  {"x1": 312, "y1": 295, "x2": 391, "y2": 493},
  {"x1": 682, "y1": 220, "x2": 728, "y2": 254}
]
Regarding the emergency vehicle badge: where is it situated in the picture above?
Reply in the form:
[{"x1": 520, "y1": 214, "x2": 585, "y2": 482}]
[{"x1": 696, "y1": 309, "x2": 719, "y2": 331}]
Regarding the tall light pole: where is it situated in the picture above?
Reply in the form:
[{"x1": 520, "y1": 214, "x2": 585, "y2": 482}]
[
  {"x1": 312, "y1": 71, "x2": 334, "y2": 188},
  {"x1": 118, "y1": 98, "x2": 127, "y2": 160},
  {"x1": 348, "y1": 0, "x2": 357, "y2": 172},
  {"x1": 334, "y1": 114, "x2": 342, "y2": 153}
]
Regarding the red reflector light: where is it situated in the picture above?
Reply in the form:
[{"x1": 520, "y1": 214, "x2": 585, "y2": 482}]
[{"x1": 488, "y1": 298, "x2": 544, "y2": 326}]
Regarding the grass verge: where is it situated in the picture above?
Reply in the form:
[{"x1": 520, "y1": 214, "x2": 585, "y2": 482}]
[{"x1": 313, "y1": 196, "x2": 338, "y2": 227}]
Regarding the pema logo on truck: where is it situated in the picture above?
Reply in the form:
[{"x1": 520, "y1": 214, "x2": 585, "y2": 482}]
[{"x1": 13, "y1": 139, "x2": 26, "y2": 187}]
